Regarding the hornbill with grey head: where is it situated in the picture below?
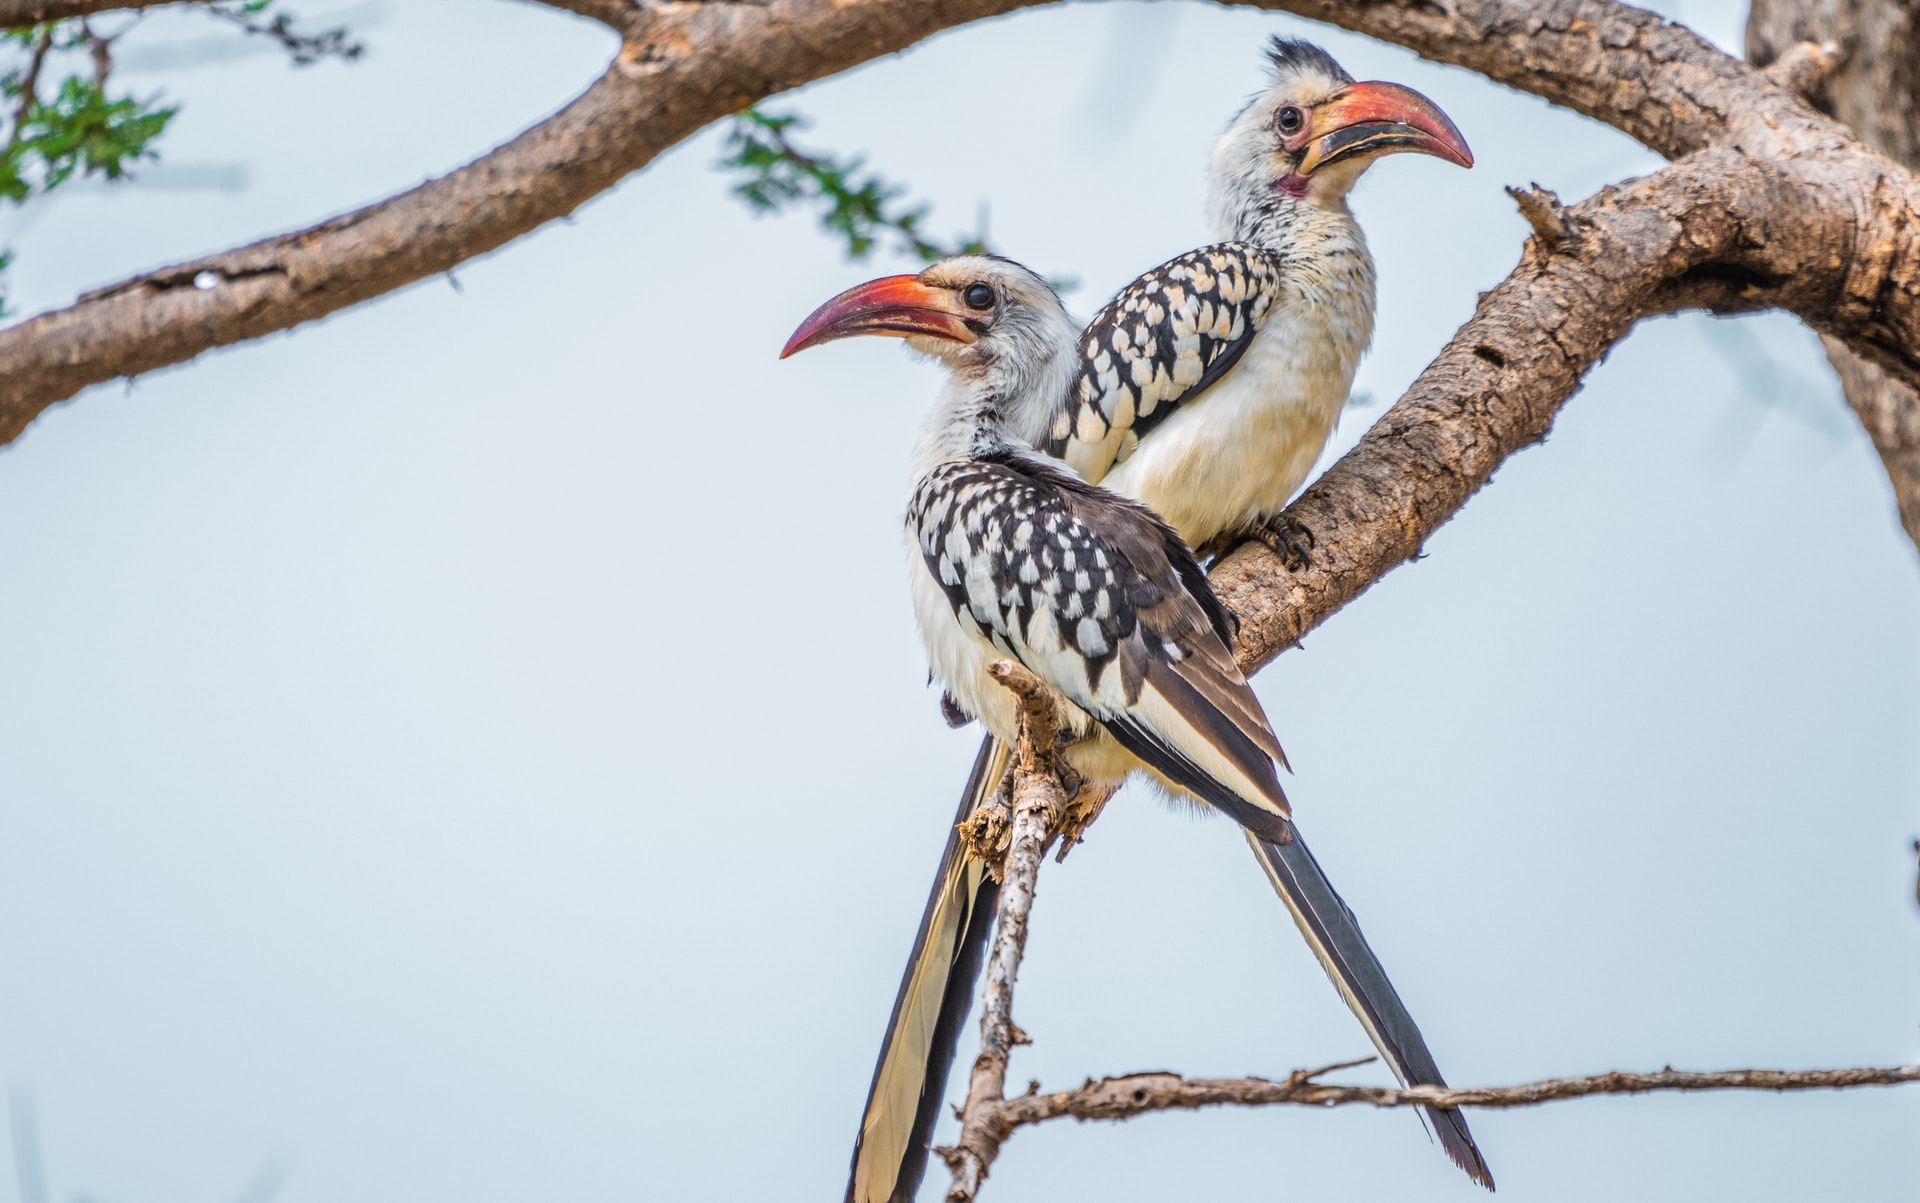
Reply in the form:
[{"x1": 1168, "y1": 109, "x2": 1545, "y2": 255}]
[
  {"x1": 787, "y1": 266, "x2": 1485, "y2": 1201},
  {"x1": 800, "y1": 41, "x2": 1483, "y2": 1202}
]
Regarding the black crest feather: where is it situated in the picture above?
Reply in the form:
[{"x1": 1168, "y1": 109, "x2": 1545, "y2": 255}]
[{"x1": 1265, "y1": 36, "x2": 1352, "y2": 85}]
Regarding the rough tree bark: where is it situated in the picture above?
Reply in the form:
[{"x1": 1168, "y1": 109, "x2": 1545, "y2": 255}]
[
  {"x1": 1749, "y1": 0, "x2": 1920, "y2": 549},
  {"x1": 939, "y1": 660, "x2": 1067, "y2": 1203},
  {"x1": 6, "y1": 0, "x2": 1920, "y2": 604}
]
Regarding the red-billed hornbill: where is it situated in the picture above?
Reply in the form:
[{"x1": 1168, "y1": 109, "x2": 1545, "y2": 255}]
[{"x1": 813, "y1": 42, "x2": 1482, "y2": 1203}]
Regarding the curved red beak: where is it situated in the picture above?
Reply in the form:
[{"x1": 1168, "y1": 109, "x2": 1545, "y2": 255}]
[
  {"x1": 1298, "y1": 80, "x2": 1473, "y2": 174},
  {"x1": 780, "y1": 275, "x2": 977, "y2": 359}
]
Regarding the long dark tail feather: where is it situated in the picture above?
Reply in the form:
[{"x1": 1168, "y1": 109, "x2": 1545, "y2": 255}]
[
  {"x1": 1247, "y1": 829, "x2": 1495, "y2": 1190},
  {"x1": 846, "y1": 736, "x2": 1006, "y2": 1203}
]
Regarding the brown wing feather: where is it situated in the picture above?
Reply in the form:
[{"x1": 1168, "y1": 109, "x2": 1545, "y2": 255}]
[
  {"x1": 1035, "y1": 459, "x2": 1290, "y2": 803},
  {"x1": 1137, "y1": 600, "x2": 1287, "y2": 770}
]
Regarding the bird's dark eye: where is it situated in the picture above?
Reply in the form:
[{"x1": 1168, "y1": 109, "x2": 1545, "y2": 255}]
[
  {"x1": 1275, "y1": 104, "x2": 1305, "y2": 136},
  {"x1": 962, "y1": 283, "x2": 996, "y2": 310}
]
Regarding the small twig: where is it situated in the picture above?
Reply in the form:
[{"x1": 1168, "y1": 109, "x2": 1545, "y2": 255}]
[
  {"x1": 205, "y1": 2, "x2": 363, "y2": 65},
  {"x1": 82, "y1": 17, "x2": 110, "y2": 89},
  {"x1": 1762, "y1": 40, "x2": 1841, "y2": 104},
  {"x1": 937, "y1": 660, "x2": 1070, "y2": 1203},
  {"x1": 9, "y1": 24, "x2": 53, "y2": 146},
  {"x1": 993, "y1": 1063, "x2": 1920, "y2": 1130},
  {"x1": 523, "y1": 0, "x2": 638, "y2": 30},
  {"x1": 1505, "y1": 182, "x2": 1575, "y2": 251}
]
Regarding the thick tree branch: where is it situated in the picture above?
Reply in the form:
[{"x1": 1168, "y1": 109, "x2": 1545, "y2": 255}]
[
  {"x1": 1211, "y1": 139, "x2": 1916, "y2": 670},
  {"x1": 1749, "y1": 0, "x2": 1920, "y2": 550},
  {"x1": 1262, "y1": 0, "x2": 1797, "y2": 160},
  {"x1": 0, "y1": 0, "x2": 168, "y2": 23},
  {"x1": 1819, "y1": 342, "x2": 1920, "y2": 548},
  {"x1": 9, "y1": 0, "x2": 1920, "y2": 462},
  {"x1": 0, "y1": 0, "x2": 1045, "y2": 443},
  {"x1": 995, "y1": 1063, "x2": 1920, "y2": 1129}
]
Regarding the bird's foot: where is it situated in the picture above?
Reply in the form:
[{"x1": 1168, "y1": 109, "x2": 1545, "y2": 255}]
[
  {"x1": 1249, "y1": 512, "x2": 1315, "y2": 572},
  {"x1": 1053, "y1": 781, "x2": 1117, "y2": 863},
  {"x1": 1193, "y1": 530, "x2": 1235, "y2": 564}
]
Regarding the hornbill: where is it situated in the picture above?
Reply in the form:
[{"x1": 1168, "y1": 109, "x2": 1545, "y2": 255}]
[
  {"x1": 801, "y1": 42, "x2": 1482, "y2": 1202},
  {"x1": 784, "y1": 252, "x2": 1487, "y2": 1196}
]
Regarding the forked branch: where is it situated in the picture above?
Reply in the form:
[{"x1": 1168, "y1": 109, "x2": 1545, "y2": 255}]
[{"x1": 938, "y1": 660, "x2": 1068, "y2": 1203}]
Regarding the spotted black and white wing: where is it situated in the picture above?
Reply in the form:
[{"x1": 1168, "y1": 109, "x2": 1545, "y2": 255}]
[
  {"x1": 909, "y1": 451, "x2": 1290, "y2": 841},
  {"x1": 1042, "y1": 243, "x2": 1284, "y2": 485}
]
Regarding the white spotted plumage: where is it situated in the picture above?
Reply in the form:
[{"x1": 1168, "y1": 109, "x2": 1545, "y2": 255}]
[
  {"x1": 1042, "y1": 44, "x2": 1382, "y2": 551},
  {"x1": 825, "y1": 42, "x2": 1489, "y2": 1203}
]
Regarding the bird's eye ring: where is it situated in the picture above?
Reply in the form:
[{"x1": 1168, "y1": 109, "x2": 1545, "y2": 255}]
[
  {"x1": 962, "y1": 283, "x2": 996, "y2": 310},
  {"x1": 1275, "y1": 104, "x2": 1305, "y2": 136}
]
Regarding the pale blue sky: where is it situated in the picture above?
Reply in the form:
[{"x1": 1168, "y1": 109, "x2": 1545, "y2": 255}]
[{"x1": 1, "y1": 2, "x2": 1915, "y2": 1201}]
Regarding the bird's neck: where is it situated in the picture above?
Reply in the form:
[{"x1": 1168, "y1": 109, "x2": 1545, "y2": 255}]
[
  {"x1": 911, "y1": 377, "x2": 1019, "y2": 481},
  {"x1": 1221, "y1": 196, "x2": 1377, "y2": 343},
  {"x1": 910, "y1": 338, "x2": 1075, "y2": 482},
  {"x1": 1220, "y1": 191, "x2": 1363, "y2": 255}
]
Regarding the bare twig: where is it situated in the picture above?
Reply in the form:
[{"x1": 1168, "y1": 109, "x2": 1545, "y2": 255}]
[
  {"x1": 938, "y1": 660, "x2": 1069, "y2": 1203},
  {"x1": 1504, "y1": 183, "x2": 1574, "y2": 251},
  {"x1": 204, "y1": 3, "x2": 363, "y2": 65},
  {"x1": 518, "y1": 0, "x2": 638, "y2": 31},
  {"x1": 82, "y1": 18, "x2": 108, "y2": 87},
  {"x1": 984, "y1": 660, "x2": 1059, "y2": 782},
  {"x1": 10, "y1": 24, "x2": 53, "y2": 142},
  {"x1": 1762, "y1": 39, "x2": 1843, "y2": 101},
  {"x1": 994, "y1": 1064, "x2": 1920, "y2": 1129}
]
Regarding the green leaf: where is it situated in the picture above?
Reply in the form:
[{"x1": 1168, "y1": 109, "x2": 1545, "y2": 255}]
[
  {"x1": 5, "y1": 76, "x2": 177, "y2": 195},
  {"x1": 719, "y1": 106, "x2": 1003, "y2": 271}
]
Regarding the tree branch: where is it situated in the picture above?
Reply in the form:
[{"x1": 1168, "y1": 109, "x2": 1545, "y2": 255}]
[
  {"x1": 929, "y1": 662, "x2": 1920, "y2": 1189},
  {"x1": 517, "y1": 0, "x2": 638, "y2": 33},
  {"x1": 0, "y1": 0, "x2": 1043, "y2": 443},
  {"x1": 939, "y1": 660, "x2": 1069, "y2": 1203},
  {"x1": 994, "y1": 1063, "x2": 1920, "y2": 1130},
  {"x1": 9, "y1": 0, "x2": 1920, "y2": 467},
  {"x1": 1210, "y1": 137, "x2": 1917, "y2": 671},
  {"x1": 1749, "y1": 0, "x2": 1920, "y2": 551},
  {"x1": 0, "y1": 0, "x2": 174, "y2": 25}
]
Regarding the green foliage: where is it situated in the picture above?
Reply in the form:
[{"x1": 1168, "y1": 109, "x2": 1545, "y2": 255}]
[
  {"x1": 0, "y1": 76, "x2": 177, "y2": 202},
  {"x1": 0, "y1": 1, "x2": 359, "y2": 318},
  {"x1": 721, "y1": 107, "x2": 992, "y2": 265},
  {"x1": 0, "y1": 13, "x2": 1042, "y2": 321}
]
